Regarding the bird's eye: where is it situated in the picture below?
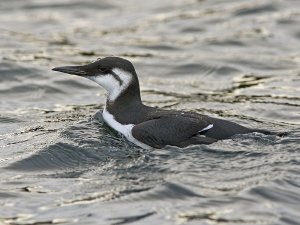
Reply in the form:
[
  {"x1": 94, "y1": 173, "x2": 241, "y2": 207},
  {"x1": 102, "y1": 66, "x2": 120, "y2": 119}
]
[{"x1": 99, "y1": 67, "x2": 109, "y2": 73}]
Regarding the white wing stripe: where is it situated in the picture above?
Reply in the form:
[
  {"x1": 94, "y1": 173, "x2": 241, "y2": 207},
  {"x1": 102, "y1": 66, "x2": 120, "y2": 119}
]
[{"x1": 199, "y1": 124, "x2": 213, "y2": 133}]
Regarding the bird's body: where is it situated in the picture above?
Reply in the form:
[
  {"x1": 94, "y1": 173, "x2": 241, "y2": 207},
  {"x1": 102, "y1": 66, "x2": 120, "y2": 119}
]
[
  {"x1": 53, "y1": 57, "x2": 272, "y2": 149},
  {"x1": 103, "y1": 103, "x2": 255, "y2": 149}
]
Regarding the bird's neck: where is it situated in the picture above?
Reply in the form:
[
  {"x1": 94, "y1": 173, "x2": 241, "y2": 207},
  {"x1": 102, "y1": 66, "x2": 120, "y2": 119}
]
[{"x1": 105, "y1": 82, "x2": 144, "y2": 117}]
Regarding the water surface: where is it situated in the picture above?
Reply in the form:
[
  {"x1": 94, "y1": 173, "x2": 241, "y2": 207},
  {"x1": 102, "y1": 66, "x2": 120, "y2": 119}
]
[{"x1": 0, "y1": 0, "x2": 300, "y2": 224}]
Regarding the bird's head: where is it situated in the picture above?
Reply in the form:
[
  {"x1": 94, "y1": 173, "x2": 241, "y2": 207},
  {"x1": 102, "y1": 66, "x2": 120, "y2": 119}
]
[{"x1": 52, "y1": 57, "x2": 140, "y2": 102}]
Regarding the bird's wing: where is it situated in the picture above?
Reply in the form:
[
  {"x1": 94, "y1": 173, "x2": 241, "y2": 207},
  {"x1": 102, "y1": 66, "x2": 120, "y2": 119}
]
[{"x1": 131, "y1": 115, "x2": 215, "y2": 148}]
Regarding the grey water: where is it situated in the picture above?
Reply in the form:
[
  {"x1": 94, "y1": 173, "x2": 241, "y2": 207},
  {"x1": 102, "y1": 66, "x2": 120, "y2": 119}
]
[{"x1": 0, "y1": 0, "x2": 300, "y2": 224}]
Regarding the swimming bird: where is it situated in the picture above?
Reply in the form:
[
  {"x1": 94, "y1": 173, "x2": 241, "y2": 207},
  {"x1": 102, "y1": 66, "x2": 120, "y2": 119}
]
[{"x1": 52, "y1": 57, "x2": 272, "y2": 149}]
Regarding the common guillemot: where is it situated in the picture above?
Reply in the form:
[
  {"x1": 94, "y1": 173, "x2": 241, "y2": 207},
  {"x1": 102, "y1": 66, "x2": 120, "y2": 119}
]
[{"x1": 52, "y1": 57, "x2": 273, "y2": 149}]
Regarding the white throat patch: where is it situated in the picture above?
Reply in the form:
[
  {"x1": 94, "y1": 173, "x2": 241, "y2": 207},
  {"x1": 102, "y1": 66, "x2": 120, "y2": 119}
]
[{"x1": 89, "y1": 68, "x2": 132, "y2": 102}]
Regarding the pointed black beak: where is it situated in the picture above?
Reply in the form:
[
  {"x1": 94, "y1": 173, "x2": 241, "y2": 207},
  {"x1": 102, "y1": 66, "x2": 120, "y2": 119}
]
[{"x1": 52, "y1": 66, "x2": 87, "y2": 76}]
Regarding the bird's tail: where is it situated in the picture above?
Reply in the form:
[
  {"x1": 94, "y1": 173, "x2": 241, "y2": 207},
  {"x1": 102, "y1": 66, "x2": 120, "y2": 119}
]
[{"x1": 251, "y1": 129, "x2": 288, "y2": 137}]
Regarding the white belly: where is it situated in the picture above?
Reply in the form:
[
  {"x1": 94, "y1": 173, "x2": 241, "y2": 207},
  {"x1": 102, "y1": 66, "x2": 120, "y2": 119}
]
[{"x1": 102, "y1": 108, "x2": 152, "y2": 149}]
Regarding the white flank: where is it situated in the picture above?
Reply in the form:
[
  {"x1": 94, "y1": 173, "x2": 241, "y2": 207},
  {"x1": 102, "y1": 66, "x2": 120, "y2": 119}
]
[
  {"x1": 199, "y1": 124, "x2": 213, "y2": 132},
  {"x1": 102, "y1": 108, "x2": 152, "y2": 149},
  {"x1": 89, "y1": 68, "x2": 132, "y2": 102}
]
